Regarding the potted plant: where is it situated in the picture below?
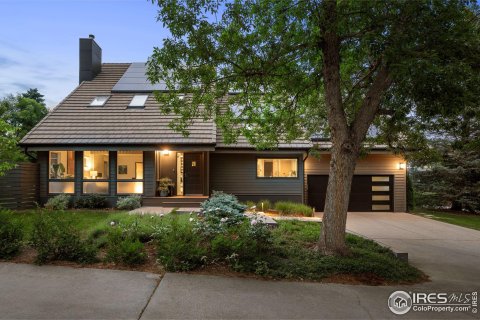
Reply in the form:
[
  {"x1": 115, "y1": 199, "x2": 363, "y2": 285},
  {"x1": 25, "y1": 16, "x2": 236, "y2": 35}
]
[
  {"x1": 51, "y1": 163, "x2": 65, "y2": 178},
  {"x1": 158, "y1": 177, "x2": 174, "y2": 197}
]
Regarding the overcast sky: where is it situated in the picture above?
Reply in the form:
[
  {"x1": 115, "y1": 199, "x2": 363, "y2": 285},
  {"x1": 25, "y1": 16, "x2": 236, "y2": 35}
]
[{"x1": 0, "y1": 0, "x2": 170, "y2": 108}]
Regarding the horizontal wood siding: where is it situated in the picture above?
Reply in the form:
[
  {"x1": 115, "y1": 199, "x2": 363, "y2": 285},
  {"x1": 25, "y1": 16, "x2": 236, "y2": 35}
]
[
  {"x1": 304, "y1": 154, "x2": 406, "y2": 212},
  {"x1": 0, "y1": 162, "x2": 39, "y2": 209},
  {"x1": 209, "y1": 153, "x2": 304, "y2": 202}
]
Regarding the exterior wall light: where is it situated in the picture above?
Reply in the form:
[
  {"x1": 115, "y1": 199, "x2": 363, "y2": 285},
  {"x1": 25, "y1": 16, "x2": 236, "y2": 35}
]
[
  {"x1": 162, "y1": 150, "x2": 170, "y2": 156},
  {"x1": 398, "y1": 162, "x2": 406, "y2": 170}
]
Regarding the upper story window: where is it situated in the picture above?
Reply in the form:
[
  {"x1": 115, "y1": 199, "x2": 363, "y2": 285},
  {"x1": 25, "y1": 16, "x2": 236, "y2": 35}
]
[
  {"x1": 90, "y1": 96, "x2": 109, "y2": 106},
  {"x1": 257, "y1": 158, "x2": 298, "y2": 178},
  {"x1": 129, "y1": 95, "x2": 148, "y2": 108}
]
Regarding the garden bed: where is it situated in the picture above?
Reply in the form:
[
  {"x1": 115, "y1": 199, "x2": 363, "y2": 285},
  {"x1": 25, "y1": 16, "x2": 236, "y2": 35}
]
[{"x1": 0, "y1": 208, "x2": 426, "y2": 285}]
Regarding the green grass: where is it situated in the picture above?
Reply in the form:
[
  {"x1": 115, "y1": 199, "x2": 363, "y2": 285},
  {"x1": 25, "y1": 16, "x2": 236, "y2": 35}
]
[
  {"x1": 274, "y1": 201, "x2": 314, "y2": 217},
  {"x1": 412, "y1": 208, "x2": 480, "y2": 231}
]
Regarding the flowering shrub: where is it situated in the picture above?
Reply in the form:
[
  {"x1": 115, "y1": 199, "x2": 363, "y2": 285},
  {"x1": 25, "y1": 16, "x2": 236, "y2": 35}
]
[
  {"x1": 74, "y1": 194, "x2": 107, "y2": 209},
  {"x1": 116, "y1": 195, "x2": 142, "y2": 210},
  {"x1": 44, "y1": 194, "x2": 71, "y2": 211},
  {"x1": 105, "y1": 228, "x2": 146, "y2": 266},
  {"x1": 0, "y1": 211, "x2": 23, "y2": 259}
]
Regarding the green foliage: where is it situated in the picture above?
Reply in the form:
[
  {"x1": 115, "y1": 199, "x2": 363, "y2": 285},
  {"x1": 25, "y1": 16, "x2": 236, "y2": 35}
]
[
  {"x1": 22, "y1": 88, "x2": 45, "y2": 105},
  {"x1": 244, "y1": 200, "x2": 256, "y2": 210},
  {"x1": 105, "y1": 228, "x2": 147, "y2": 266},
  {"x1": 74, "y1": 194, "x2": 107, "y2": 209},
  {"x1": 0, "y1": 119, "x2": 25, "y2": 176},
  {"x1": 45, "y1": 194, "x2": 71, "y2": 211},
  {"x1": 256, "y1": 199, "x2": 272, "y2": 212},
  {"x1": 156, "y1": 215, "x2": 207, "y2": 271},
  {"x1": 0, "y1": 211, "x2": 23, "y2": 259},
  {"x1": 30, "y1": 213, "x2": 98, "y2": 264},
  {"x1": 274, "y1": 201, "x2": 313, "y2": 217},
  {"x1": 116, "y1": 195, "x2": 142, "y2": 210}
]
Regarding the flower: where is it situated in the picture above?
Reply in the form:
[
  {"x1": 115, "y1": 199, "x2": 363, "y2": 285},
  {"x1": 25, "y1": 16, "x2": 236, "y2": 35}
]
[
  {"x1": 159, "y1": 213, "x2": 164, "y2": 217},
  {"x1": 250, "y1": 219, "x2": 258, "y2": 226},
  {"x1": 220, "y1": 217, "x2": 227, "y2": 223},
  {"x1": 110, "y1": 221, "x2": 115, "y2": 226},
  {"x1": 189, "y1": 217, "x2": 194, "y2": 222}
]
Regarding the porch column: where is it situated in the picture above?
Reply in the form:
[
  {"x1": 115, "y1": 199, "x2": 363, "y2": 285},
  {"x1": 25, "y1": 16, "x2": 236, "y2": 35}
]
[
  {"x1": 109, "y1": 151, "x2": 117, "y2": 196},
  {"x1": 74, "y1": 151, "x2": 83, "y2": 198},
  {"x1": 144, "y1": 151, "x2": 156, "y2": 197}
]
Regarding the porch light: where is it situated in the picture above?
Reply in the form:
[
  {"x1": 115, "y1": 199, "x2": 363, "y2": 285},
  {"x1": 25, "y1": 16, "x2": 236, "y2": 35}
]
[
  {"x1": 162, "y1": 150, "x2": 170, "y2": 156},
  {"x1": 398, "y1": 162, "x2": 405, "y2": 170}
]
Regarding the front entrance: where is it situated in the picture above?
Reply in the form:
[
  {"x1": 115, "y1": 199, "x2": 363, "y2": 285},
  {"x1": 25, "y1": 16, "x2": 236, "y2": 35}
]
[{"x1": 183, "y1": 153, "x2": 204, "y2": 195}]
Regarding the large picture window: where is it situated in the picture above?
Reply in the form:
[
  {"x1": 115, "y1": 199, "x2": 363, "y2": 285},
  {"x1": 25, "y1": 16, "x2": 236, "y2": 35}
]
[
  {"x1": 257, "y1": 158, "x2": 298, "y2": 178},
  {"x1": 49, "y1": 151, "x2": 75, "y2": 194},
  {"x1": 83, "y1": 151, "x2": 109, "y2": 194},
  {"x1": 117, "y1": 151, "x2": 143, "y2": 194}
]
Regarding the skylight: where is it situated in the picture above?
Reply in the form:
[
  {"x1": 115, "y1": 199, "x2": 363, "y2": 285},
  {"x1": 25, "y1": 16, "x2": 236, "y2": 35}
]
[
  {"x1": 129, "y1": 95, "x2": 149, "y2": 108},
  {"x1": 89, "y1": 96, "x2": 109, "y2": 107}
]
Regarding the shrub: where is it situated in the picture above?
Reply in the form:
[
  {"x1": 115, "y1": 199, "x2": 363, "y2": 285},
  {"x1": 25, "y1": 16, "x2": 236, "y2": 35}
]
[
  {"x1": 407, "y1": 173, "x2": 415, "y2": 211},
  {"x1": 116, "y1": 195, "x2": 142, "y2": 210},
  {"x1": 156, "y1": 216, "x2": 206, "y2": 271},
  {"x1": 74, "y1": 194, "x2": 107, "y2": 209},
  {"x1": 211, "y1": 220, "x2": 273, "y2": 272},
  {"x1": 0, "y1": 212, "x2": 23, "y2": 259},
  {"x1": 30, "y1": 213, "x2": 97, "y2": 264},
  {"x1": 45, "y1": 194, "x2": 71, "y2": 211},
  {"x1": 244, "y1": 201, "x2": 257, "y2": 211},
  {"x1": 201, "y1": 191, "x2": 247, "y2": 216},
  {"x1": 274, "y1": 201, "x2": 313, "y2": 217},
  {"x1": 256, "y1": 199, "x2": 272, "y2": 212},
  {"x1": 105, "y1": 228, "x2": 146, "y2": 265}
]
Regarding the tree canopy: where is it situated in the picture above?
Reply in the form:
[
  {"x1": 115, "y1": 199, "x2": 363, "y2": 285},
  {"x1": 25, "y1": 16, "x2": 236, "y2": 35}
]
[{"x1": 148, "y1": 0, "x2": 480, "y2": 254}]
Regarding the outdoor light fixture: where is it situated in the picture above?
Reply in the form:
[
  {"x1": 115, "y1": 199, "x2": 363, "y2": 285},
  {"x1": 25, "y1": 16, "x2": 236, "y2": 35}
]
[
  {"x1": 162, "y1": 150, "x2": 170, "y2": 156},
  {"x1": 398, "y1": 162, "x2": 405, "y2": 170}
]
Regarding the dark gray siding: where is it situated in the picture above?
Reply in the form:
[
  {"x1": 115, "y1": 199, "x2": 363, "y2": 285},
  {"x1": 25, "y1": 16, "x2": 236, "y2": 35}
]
[
  {"x1": 38, "y1": 151, "x2": 48, "y2": 202},
  {"x1": 144, "y1": 151, "x2": 156, "y2": 197},
  {"x1": 209, "y1": 153, "x2": 304, "y2": 203}
]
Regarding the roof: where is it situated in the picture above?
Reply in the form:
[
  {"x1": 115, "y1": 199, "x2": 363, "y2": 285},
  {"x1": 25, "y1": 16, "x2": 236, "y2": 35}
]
[{"x1": 20, "y1": 63, "x2": 310, "y2": 149}]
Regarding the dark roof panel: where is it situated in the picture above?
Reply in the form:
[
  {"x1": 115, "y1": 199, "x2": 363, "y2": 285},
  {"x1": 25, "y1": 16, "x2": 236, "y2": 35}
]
[{"x1": 111, "y1": 62, "x2": 167, "y2": 92}]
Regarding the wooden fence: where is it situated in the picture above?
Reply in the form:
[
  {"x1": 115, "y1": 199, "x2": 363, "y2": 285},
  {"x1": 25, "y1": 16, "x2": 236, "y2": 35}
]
[{"x1": 0, "y1": 162, "x2": 39, "y2": 209}]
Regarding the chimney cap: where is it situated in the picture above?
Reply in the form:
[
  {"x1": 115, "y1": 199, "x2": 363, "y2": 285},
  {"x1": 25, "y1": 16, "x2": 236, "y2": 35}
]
[{"x1": 88, "y1": 34, "x2": 95, "y2": 39}]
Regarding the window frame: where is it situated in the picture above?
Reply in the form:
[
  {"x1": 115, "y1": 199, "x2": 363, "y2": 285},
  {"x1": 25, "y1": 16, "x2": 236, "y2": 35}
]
[
  {"x1": 82, "y1": 151, "x2": 110, "y2": 194},
  {"x1": 256, "y1": 157, "x2": 299, "y2": 179},
  {"x1": 116, "y1": 151, "x2": 144, "y2": 195},
  {"x1": 48, "y1": 151, "x2": 75, "y2": 194}
]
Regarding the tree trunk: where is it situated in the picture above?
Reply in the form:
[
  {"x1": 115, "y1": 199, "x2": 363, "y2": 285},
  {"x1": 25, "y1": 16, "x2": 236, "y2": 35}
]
[{"x1": 318, "y1": 142, "x2": 358, "y2": 255}]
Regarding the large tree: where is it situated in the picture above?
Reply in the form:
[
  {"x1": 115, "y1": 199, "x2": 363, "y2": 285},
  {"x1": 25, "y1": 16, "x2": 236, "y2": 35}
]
[{"x1": 147, "y1": 0, "x2": 480, "y2": 254}]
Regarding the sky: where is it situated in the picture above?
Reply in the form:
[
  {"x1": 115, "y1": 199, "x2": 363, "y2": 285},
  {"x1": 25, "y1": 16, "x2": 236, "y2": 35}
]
[{"x1": 0, "y1": 0, "x2": 170, "y2": 108}]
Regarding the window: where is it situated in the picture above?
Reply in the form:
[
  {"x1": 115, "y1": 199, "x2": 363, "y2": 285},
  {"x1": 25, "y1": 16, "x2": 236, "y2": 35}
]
[
  {"x1": 372, "y1": 176, "x2": 390, "y2": 182},
  {"x1": 49, "y1": 151, "x2": 75, "y2": 194},
  {"x1": 372, "y1": 185, "x2": 390, "y2": 192},
  {"x1": 83, "y1": 151, "x2": 109, "y2": 179},
  {"x1": 117, "y1": 151, "x2": 143, "y2": 194},
  {"x1": 90, "y1": 96, "x2": 109, "y2": 106},
  {"x1": 372, "y1": 204, "x2": 390, "y2": 211},
  {"x1": 83, "y1": 151, "x2": 109, "y2": 194},
  {"x1": 129, "y1": 95, "x2": 148, "y2": 108},
  {"x1": 49, "y1": 151, "x2": 75, "y2": 179},
  {"x1": 257, "y1": 159, "x2": 298, "y2": 178}
]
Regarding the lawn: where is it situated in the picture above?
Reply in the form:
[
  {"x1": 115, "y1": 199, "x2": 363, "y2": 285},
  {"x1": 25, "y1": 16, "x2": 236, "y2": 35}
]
[
  {"x1": 0, "y1": 208, "x2": 424, "y2": 284},
  {"x1": 412, "y1": 208, "x2": 480, "y2": 231}
]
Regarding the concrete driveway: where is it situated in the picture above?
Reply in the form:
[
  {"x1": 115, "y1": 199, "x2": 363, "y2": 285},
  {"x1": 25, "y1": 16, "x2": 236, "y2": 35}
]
[{"x1": 345, "y1": 212, "x2": 480, "y2": 288}]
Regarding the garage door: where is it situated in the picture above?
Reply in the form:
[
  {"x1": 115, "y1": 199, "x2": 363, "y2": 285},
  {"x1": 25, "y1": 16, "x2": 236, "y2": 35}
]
[{"x1": 307, "y1": 175, "x2": 394, "y2": 212}]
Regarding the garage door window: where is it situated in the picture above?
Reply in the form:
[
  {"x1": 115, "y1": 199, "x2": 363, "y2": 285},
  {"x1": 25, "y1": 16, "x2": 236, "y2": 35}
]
[{"x1": 257, "y1": 159, "x2": 298, "y2": 178}]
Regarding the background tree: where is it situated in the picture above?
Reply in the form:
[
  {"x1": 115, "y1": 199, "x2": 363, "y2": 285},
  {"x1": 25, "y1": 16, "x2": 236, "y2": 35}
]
[
  {"x1": 0, "y1": 119, "x2": 25, "y2": 176},
  {"x1": 0, "y1": 88, "x2": 48, "y2": 139},
  {"x1": 148, "y1": 0, "x2": 480, "y2": 254}
]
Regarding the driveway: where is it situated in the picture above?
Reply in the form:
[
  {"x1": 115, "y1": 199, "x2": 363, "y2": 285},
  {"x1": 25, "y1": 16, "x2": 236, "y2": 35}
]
[{"x1": 345, "y1": 212, "x2": 480, "y2": 289}]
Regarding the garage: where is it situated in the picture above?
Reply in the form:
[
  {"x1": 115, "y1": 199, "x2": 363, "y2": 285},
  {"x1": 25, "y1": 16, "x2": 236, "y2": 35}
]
[{"x1": 307, "y1": 175, "x2": 394, "y2": 212}]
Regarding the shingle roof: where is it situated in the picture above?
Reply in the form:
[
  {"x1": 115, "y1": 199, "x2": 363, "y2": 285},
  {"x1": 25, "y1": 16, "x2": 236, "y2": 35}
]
[{"x1": 20, "y1": 63, "x2": 310, "y2": 149}]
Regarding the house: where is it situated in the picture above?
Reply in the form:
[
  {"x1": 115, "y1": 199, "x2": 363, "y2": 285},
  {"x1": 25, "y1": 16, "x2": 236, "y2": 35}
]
[{"x1": 19, "y1": 36, "x2": 407, "y2": 212}]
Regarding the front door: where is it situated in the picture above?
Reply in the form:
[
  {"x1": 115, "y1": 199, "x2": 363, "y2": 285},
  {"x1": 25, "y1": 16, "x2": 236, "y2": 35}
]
[{"x1": 184, "y1": 153, "x2": 204, "y2": 195}]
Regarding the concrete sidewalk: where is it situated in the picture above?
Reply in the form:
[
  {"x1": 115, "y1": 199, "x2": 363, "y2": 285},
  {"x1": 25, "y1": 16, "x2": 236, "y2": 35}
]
[{"x1": 0, "y1": 263, "x2": 160, "y2": 319}]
